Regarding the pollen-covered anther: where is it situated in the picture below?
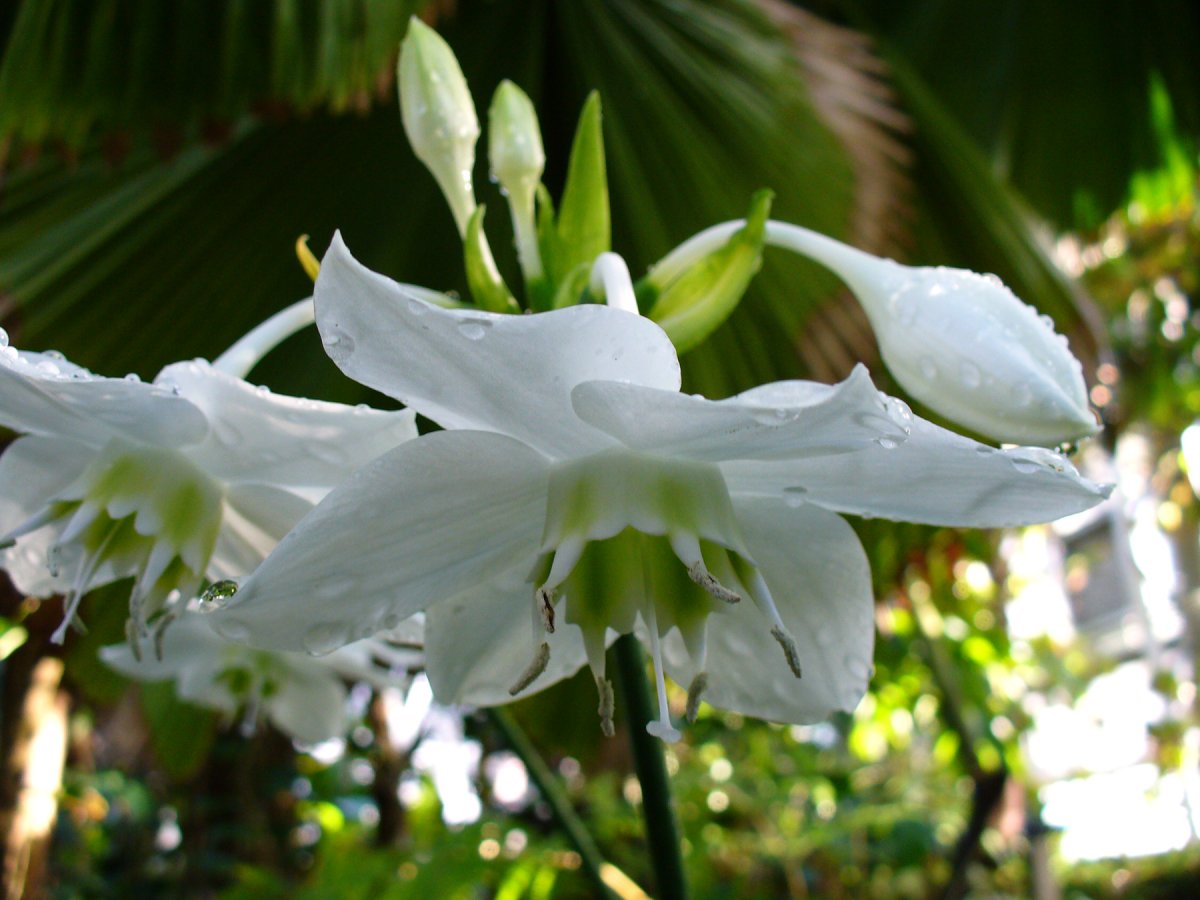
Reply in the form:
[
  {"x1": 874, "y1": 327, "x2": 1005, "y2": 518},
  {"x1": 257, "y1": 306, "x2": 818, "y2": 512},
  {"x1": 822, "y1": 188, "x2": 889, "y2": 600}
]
[
  {"x1": 596, "y1": 676, "x2": 615, "y2": 737},
  {"x1": 509, "y1": 641, "x2": 551, "y2": 695},
  {"x1": 771, "y1": 625, "x2": 804, "y2": 679},
  {"x1": 686, "y1": 673, "x2": 708, "y2": 723},
  {"x1": 686, "y1": 562, "x2": 741, "y2": 604},
  {"x1": 536, "y1": 587, "x2": 556, "y2": 633}
]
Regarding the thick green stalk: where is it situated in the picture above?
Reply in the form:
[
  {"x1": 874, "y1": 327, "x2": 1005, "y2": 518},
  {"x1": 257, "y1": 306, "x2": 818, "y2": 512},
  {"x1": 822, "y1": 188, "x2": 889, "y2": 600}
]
[
  {"x1": 488, "y1": 707, "x2": 616, "y2": 899},
  {"x1": 612, "y1": 634, "x2": 689, "y2": 900}
]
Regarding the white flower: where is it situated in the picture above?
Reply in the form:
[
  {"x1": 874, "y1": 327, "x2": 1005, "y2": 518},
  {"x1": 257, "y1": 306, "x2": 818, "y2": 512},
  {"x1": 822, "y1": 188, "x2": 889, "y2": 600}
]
[
  {"x1": 100, "y1": 610, "x2": 421, "y2": 743},
  {"x1": 217, "y1": 236, "x2": 1109, "y2": 740},
  {"x1": 0, "y1": 314, "x2": 416, "y2": 647}
]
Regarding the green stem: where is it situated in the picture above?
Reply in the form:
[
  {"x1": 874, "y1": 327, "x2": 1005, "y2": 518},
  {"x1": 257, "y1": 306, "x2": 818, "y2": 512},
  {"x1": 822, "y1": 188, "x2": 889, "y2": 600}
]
[
  {"x1": 612, "y1": 634, "x2": 689, "y2": 900},
  {"x1": 488, "y1": 707, "x2": 616, "y2": 899}
]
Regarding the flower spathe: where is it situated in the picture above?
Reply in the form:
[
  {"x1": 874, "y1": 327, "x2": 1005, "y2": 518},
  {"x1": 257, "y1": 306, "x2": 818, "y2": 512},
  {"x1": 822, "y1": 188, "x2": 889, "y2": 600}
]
[
  {"x1": 100, "y1": 610, "x2": 421, "y2": 743},
  {"x1": 0, "y1": 321, "x2": 417, "y2": 647},
  {"x1": 217, "y1": 235, "x2": 1110, "y2": 740}
]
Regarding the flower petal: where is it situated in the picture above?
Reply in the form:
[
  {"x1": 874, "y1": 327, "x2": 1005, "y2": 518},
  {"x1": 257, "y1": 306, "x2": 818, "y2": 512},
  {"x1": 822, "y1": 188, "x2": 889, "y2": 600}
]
[
  {"x1": 424, "y1": 582, "x2": 593, "y2": 706},
  {"x1": 268, "y1": 664, "x2": 349, "y2": 743},
  {"x1": 571, "y1": 364, "x2": 900, "y2": 462},
  {"x1": 662, "y1": 497, "x2": 875, "y2": 723},
  {"x1": 209, "y1": 484, "x2": 316, "y2": 580},
  {"x1": 314, "y1": 234, "x2": 682, "y2": 458},
  {"x1": 0, "y1": 348, "x2": 207, "y2": 447},
  {"x1": 723, "y1": 414, "x2": 1111, "y2": 527},
  {"x1": 157, "y1": 360, "x2": 418, "y2": 488},
  {"x1": 0, "y1": 435, "x2": 94, "y2": 596},
  {"x1": 219, "y1": 430, "x2": 550, "y2": 652}
]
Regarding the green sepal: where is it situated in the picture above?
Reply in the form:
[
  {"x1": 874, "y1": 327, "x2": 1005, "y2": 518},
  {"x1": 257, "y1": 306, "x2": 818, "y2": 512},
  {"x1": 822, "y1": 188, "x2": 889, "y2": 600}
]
[
  {"x1": 645, "y1": 189, "x2": 773, "y2": 353},
  {"x1": 530, "y1": 183, "x2": 560, "y2": 310},
  {"x1": 549, "y1": 92, "x2": 610, "y2": 289},
  {"x1": 550, "y1": 262, "x2": 593, "y2": 310},
  {"x1": 463, "y1": 205, "x2": 519, "y2": 313}
]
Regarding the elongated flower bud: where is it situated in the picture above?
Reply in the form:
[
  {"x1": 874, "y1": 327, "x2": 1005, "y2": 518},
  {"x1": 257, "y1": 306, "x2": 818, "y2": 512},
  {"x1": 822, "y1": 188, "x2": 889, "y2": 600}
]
[
  {"x1": 836, "y1": 255, "x2": 1098, "y2": 446},
  {"x1": 488, "y1": 80, "x2": 545, "y2": 281},
  {"x1": 398, "y1": 18, "x2": 479, "y2": 235}
]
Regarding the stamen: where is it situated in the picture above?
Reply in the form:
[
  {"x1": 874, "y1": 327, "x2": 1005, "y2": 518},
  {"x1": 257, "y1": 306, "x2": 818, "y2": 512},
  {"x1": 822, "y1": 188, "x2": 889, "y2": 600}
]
[
  {"x1": 770, "y1": 626, "x2": 803, "y2": 679},
  {"x1": 642, "y1": 606, "x2": 681, "y2": 742},
  {"x1": 596, "y1": 676, "x2": 615, "y2": 737},
  {"x1": 295, "y1": 234, "x2": 321, "y2": 282},
  {"x1": 50, "y1": 524, "x2": 118, "y2": 644},
  {"x1": 153, "y1": 609, "x2": 180, "y2": 662},
  {"x1": 541, "y1": 536, "x2": 586, "y2": 594},
  {"x1": 126, "y1": 619, "x2": 144, "y2": 663},
  {"x1": 686, "y1": 562, "x2": 741, "y2": 604},
  {"x1": 508, "y1": 641, "x2": 551, "y2": 696},
  {"x1": 686, "y1": 673, "x2": 708, "y2": 723},
  {"x1": 1, "y1": 505, "x2": 64, "y2": 546},
  {"x1": 536, "y1": 587, "x2": 556, "y2": 633},
  {"x1": 670, "y1": 532, "x2": 742, "y2": 604}
]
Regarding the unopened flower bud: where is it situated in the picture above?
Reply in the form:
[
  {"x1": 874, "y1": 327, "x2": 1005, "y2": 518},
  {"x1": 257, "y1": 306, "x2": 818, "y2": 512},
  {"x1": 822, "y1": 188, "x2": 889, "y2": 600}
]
[
  {"x1": 488, "y1": 80, "x2": 545, "y2": 281},
  {"x1": 839, "y1": 255, "x2": 1098, "y2": 445},
  {"x1": 398, "y1": 18, "x2": 479, "y2": 235}
]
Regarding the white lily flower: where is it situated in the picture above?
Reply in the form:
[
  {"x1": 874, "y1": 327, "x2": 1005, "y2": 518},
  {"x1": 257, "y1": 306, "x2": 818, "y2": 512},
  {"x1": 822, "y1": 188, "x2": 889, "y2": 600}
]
[
  {"x1": 218, "y1": 236, "x2": 1109, "y2": 741},
  {"x1": 0, "y1": 302, "x2": 417, "y2": 648},
  {"x1": 100, "y1": 610, "x2": 421, "y2": 744}
]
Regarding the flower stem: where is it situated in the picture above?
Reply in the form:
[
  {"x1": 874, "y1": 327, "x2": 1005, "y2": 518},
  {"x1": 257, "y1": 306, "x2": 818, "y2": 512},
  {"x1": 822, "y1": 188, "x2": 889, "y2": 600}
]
[
  {"x1": 612, "y1": 634, "x2": 689, "y2": 900},
  {"x1": 487, "y1": 707, "x2": 620, "y2": 899}
]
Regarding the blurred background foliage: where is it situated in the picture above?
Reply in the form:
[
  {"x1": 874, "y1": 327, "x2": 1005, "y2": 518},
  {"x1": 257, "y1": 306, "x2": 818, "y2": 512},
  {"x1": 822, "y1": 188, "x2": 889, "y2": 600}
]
[{"x1": 1, "y1": 0, "x2": 1199, "y2": 897}]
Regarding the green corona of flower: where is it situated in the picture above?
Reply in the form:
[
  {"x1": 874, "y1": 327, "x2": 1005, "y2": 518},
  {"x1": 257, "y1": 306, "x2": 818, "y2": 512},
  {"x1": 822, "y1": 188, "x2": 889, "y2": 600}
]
[{"x1": 214, "y1": 236, "x2": 1110, "y2": 741}]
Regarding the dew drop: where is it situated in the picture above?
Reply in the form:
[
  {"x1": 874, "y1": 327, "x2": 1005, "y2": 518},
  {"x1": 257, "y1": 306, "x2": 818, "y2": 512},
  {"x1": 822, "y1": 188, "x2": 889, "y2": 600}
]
[
  {"x1": 1010, "y1": 457, "x2": 1041, "y2": 474},
  {"x1": 199, "y1": 579, "x2": 239, "y2": 610},
  {"x1": 123, "y1": 372, "x2": 141, "y2": 383},
  {"x1": 982, "y1": 273, "x2": 1004, "y2": 287},
  {"x1": 975, "y1": 445, "x2": 996, "y2": 456},
  {"x1": 783, "y1": 486, "x2": 808, "y2": 508},
  {"x1": 322, "y1": 330, "x2": 355, "y2": 362},
  {"x1": 407, "y1": 298, "x2": 428, "y2": 315},
  {"x1": 215, "y1": 618, "x2": 251, "y2": 643},
  {"x1": 875, "y1": 436, "x2": 899, "y2": 450},
  {"x1": 0, "y1": 327, "x2": 7, "y2": 348},
  {"x1": 37, "y1": 360, "x2": 61, "y2": 376},
  {"x1": 457, "y1": 320, "x2": 490, "y2": 341},
  {"x1": 960, "y1": 361, "x2": 982, "y2": 389},
  {"x1": 752, "y1": 407, "x2": 792, "y2": 426},
  {"x1": 45, "y1": 349, "x2": 65, "y2": 360},
  {"x1": 303, "y1": 622, "x2": 348, "y2": 657}
]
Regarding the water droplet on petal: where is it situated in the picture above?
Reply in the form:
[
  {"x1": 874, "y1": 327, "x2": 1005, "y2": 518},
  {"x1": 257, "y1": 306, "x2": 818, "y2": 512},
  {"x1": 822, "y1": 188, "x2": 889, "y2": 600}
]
[
  {"x1": 45, "y1": 349, "x2": 65, "y2": 361},
  {"x1": 303, "y1": 622, "x2": 348, "y2": 657},
  {"x1": 457, "y1": 320, "x2": 490, "y2": 341},
  {"x1": 123, "y1": 372, "x2": 141, "y2": 382},
  {"x1": 215, "y1": 618, "x2": 251, "y2": 642},
  {"x1": 975, "y1": 445, "x2": 996, "y2": 456},
  {"x1": 0, "y1": 327, "x2": 7, "y2": 348},
  {"x1": 875, "y1": 436, "x2": 899, "y2": 450},
  {"x1": 322, "y1": 330, "x2": 355, "y2": 362},
  {"x1": 407, "y1": 298, "x2": 428, "y2": 315},
  {"x1": 783, "y1": 486, "x2": 808, "y2": 508}
]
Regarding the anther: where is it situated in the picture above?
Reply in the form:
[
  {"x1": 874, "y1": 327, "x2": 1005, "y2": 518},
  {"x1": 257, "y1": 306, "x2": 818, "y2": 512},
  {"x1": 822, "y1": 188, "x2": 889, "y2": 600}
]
[
  {"x1": 153, "y1": 610, "x2": 179, "y2": 662},
  {"x1": 508, "y1": 641, "x2": 551, "y2": 695},
  {"x1": 686, "y1": 562, "x2": 741, "y2": 604},
  {"x1": 295, "y1": 235, "x2": 321, "y2": 282},
  {"x1": 536, "y1": 587, "x2": 556, "y2": 633},
  {"x1": 770, "y1": 626, "x2": 803, "y2": 679},
  {"x1": 596, "y1": 676, "x2": 615, "y2": 737},
  {"x1": 686, "y1": 673, "x2": 708, "y2": 723}
]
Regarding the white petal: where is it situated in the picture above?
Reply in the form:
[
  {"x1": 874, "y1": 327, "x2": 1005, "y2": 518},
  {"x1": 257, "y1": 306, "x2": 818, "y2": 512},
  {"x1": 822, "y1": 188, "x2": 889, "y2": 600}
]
[
  {"x1": 209, "y1": 484, "x2": 316, "y2": 579},
  {"x1": 723, "y1": 414, "x2": 1110, "y2": 527},
  {"x1": 159, "y1": 360, "x2": 418, "y2": 488},
  {"x1": 571, "y1": 364, "x2": 897, "y2": 461},
  {"x1": 424, "y1": 583, "x2": 592, "y2": 706},
  {"x1": 662, "y1": 498, "x2": 875, "y2": 723},
  {"x1": 0, "y1": 348, "x2": 207, "y2": 447},
  {"x1": 0, "y1": 435, "x2": 93, "y2": 595},
  {"x1": 268, "y1": 664, "x2": 349, "y2": 743},
  {"x1": 220, "y1": 430, "x2": 549, "y2": 652},
  {"x1": 314, "y1": 234, "x2": 682, "y2": 458}
]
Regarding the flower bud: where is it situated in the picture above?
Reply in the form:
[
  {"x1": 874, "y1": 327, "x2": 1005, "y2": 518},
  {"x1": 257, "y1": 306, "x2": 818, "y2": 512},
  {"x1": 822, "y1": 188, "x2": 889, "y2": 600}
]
[
  {"x1": 488, "y1": 80, "x2": 544, "y2": 206},
  {"x1": 398, "y1": 18, "x2": 479, "y2": 235},
  {"x1": 488, "y1": 80, "x2": 545, "y2": 281},
  {"x1": 838, "y1": 252, "x2": 1097, "y2": 445}
]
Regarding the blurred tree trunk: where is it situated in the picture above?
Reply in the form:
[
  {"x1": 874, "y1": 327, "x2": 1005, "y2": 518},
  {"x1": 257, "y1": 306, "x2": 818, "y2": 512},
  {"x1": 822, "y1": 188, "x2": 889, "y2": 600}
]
[{"x1": 1, "y1": 586, "x2": 69, "y2": 900}]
